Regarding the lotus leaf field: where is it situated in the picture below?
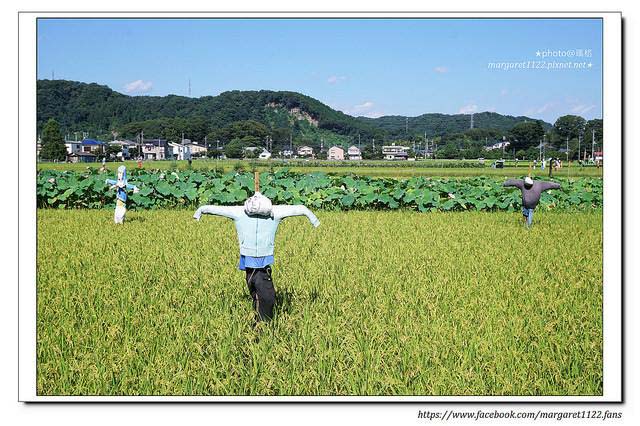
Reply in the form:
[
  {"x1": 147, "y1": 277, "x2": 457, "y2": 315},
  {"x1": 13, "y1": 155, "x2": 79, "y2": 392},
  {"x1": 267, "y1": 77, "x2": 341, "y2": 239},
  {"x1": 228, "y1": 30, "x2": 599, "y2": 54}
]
[
  {"x1": 36, "y1": 168, "x2": 603, "y2": 396},
  {"x1": 37, "y1": 169, "x2": 602, "y2": 212}
]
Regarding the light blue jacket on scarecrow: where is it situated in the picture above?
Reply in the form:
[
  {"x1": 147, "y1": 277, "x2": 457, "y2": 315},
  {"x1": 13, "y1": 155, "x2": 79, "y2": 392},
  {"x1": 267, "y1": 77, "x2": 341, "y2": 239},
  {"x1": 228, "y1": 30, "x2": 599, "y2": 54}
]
[
  {"x1": 193, "y1": 205, "x2": 320, "y2": 257},
  {"x1": 105, "y1": 166, "x2": 138, "y2": 203}
]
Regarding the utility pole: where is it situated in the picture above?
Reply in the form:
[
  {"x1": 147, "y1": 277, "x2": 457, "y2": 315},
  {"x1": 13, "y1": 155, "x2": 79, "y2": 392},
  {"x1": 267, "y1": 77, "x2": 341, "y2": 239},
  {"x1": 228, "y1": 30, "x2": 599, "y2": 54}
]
[
  {"x1": 592, "y1": 128, "x2": 596, "y2": 160},
  {"x1": 140, "y1": 130, "x2": 144, "y2": 159},
  {"x1": 566, "y1": 136, "x2": 569, "y2": 162},
  {"x1": 470, "y1": 113, "x2": 474, "y2": 129},
  {"x1": 188, "y1": 78, "x2": 191, "y2": 96},
  {"x1": 578, "y1": 133, "x2": 581, "y2": 162},
  {"x1": 424, "y1": 131, "x2": 427, "y2": 159},
  {"x1": 405, "y1": 117, "x2": 409, "y2": 136},
  {"x1": 539, "y1": 139, "x2": 542, "y2": 162},
  {"x1": 358, "y1": 133, "x2": 361, "y2": 150}
]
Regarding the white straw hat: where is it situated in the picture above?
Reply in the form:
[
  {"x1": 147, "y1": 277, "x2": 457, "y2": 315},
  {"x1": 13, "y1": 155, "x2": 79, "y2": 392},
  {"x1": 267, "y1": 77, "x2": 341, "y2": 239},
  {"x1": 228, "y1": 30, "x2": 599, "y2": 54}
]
[{"x1": 524, "y1": 176, "x2": 534, "y2": 186}]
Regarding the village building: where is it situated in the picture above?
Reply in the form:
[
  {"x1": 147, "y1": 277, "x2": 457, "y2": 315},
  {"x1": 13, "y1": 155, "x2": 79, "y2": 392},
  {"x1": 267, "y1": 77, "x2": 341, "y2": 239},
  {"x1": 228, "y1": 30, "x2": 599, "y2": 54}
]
[
  {"x1": 142, "y1": 138, "x2": 170, "y2": 160},
  {"x1": 297, "y1": 145, "x2": 314, "y2": 157},
  {"x1": 382, "y1": 143, "x2": 409, "y2": 160},
  {"x1": 169, "y1": 142, "x2": 192, "y2": 160},
  {"x1": 327, "y1": 146, "x2": 345, "y2": 160},
  {"x1": 347, "y1": 146, "x2": 362, "y2": 160}
]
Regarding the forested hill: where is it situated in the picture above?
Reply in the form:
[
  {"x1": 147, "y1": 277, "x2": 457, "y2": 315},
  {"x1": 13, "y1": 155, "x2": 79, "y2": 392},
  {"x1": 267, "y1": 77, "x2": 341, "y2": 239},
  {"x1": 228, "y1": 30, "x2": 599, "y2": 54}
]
[
  {"x1": 360, "y1": 112, "x2": 552, "y2": 139},
  {"x1": 37, "y1": 79, "x2": 550, "y2": 142},
  {"x1": 36, "y1": 79, "x2": 382, "y2": 141}
]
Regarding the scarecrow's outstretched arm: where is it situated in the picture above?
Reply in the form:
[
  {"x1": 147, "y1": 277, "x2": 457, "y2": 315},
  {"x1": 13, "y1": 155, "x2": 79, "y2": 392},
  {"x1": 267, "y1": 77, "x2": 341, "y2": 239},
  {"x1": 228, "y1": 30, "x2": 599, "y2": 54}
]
[
  {"x1": 539, "y1": 181, "x2": 561, "y2": 191},
  {"x1": 503, "y1": 179, "x2": 524, "y2": 189},
  {"x1": 193, "y1": 205, "x2": 244, "y2": 221},
  {"x1": 272, "y1": 205, "x2": 320, "y2": 227},
  {"x1": 105, "y1": 179, "x2": 138, "y2": 191}
]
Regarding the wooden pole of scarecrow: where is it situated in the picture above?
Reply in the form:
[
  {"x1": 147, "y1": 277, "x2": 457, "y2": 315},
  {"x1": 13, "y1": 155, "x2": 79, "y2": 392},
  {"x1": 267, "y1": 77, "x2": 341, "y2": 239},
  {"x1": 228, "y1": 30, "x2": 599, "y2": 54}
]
[
  {"x1": 254, "y1": 171, "x2": 260, "y2": 193},
  {"x1": 525, "y1": 163, "x2": 532, "y2": 226}
]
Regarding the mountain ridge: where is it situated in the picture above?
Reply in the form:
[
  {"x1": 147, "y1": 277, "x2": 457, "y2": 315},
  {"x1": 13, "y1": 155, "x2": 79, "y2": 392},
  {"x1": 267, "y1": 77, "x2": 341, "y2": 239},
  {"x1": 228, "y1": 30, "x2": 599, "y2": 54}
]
[{"x1": 37, "y1": 79, "x2": 552, "y2": 143}]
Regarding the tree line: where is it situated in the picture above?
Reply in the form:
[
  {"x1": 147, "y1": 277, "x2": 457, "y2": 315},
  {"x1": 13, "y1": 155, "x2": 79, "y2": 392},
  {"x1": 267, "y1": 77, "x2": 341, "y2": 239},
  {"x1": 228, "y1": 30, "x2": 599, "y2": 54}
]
[{"x1": 37, "y1": 80, "x2": 603, "y2": 161}]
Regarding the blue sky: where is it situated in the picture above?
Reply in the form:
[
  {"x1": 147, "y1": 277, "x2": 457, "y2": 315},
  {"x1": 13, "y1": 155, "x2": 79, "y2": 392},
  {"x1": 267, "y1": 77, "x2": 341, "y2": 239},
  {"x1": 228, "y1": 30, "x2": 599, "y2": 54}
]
[{"x1": 37, "y1": 18, "x2": 602, "y2": 123}]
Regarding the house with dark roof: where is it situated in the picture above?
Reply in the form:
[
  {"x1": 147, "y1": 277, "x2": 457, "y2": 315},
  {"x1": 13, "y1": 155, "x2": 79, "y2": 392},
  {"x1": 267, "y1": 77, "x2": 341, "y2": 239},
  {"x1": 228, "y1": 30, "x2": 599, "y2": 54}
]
[
  {"x1": 68, "y1": 152, "x2": 97, "y2": 163},
  {"x1": 382, "y1": 144, "x2": 409, "y2": 160},
  {"x1": 80, "y1": 139, "x2": 106, "y2": 155},
  {"x1": 142, "y1": 138, "x2": 170, "y2": 160}
]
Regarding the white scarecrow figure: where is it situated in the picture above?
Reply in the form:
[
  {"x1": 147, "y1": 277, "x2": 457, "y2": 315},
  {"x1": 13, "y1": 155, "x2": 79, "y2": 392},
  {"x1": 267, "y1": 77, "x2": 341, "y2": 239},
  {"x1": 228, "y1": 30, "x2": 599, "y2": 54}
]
[
  {"x1": 105, "y1": 165, "x2": 139, "y2": 224},
  {"x1": 193, "y1": 172, "x2": 320, "y2": 322}
]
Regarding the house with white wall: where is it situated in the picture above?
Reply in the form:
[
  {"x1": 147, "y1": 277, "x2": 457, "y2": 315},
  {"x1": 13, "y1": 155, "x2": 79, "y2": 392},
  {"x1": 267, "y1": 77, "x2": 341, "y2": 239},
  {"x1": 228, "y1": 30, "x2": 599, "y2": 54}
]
[
  {"x1": 142, "y1": 139, "x2": 170, "y2": 160},
  {"x1": 65, "y1": 140, "x2": 82, "y2": 155},
  {"x1": 382, "y1": 143, "x2": 409, "y2": 160},
  {"x1": 169, "y1": 142, "x2": 192, "y2": 160},
  {"x1": 297, "y1": 145, "x2": 314, "y2": 157},
  {"x1": 347, "y1": 146, "x2": 362, "y2": 160}
]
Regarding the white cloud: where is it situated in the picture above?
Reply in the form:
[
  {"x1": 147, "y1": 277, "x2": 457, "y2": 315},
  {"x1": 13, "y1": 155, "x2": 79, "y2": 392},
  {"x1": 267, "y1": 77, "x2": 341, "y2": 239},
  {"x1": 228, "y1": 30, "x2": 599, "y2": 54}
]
[
  {"x1": 340, "y1": 101, "x2": 384, "y2": 118},
  {"x1": 535, "y1": 103, "x2": 554, "y2": 114},
  {"x1": 434, "y1": 66, "x2": 448, "y2": 74},
  {"x1": 458, "y1": 104, "x2": 478, "y2": 114},
  {"x1": 124, "y1": 79, "x2": 153, "y2": 94},
  {"x1": 525, "y1": 102, "x2": 555, "y2": 116},
  {"x1": 327, "y1": 75, "x2": 347, "y2": 84},
  {"x1": 361, "y1": 110, "x2": 385, "y2": 118},
  {"x1": 500, "y1": 89, "x2": 508, "y2": 96},
  {"x1": 353, "y1": 101, "x2": 374, "y2": 111},
  {"x1": 570, "y1": 103, "x2": 596, "y2": 115}
]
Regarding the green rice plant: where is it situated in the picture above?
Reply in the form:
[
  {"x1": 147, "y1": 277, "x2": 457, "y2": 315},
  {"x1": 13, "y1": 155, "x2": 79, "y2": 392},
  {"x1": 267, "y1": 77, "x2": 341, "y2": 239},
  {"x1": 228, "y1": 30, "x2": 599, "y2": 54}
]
[
  {"x1": 36, "y1": 209, "x2": 602, "y2": 396},
  {"x1": 37, "y1": 159, "x2": 604, "y2": 178}
]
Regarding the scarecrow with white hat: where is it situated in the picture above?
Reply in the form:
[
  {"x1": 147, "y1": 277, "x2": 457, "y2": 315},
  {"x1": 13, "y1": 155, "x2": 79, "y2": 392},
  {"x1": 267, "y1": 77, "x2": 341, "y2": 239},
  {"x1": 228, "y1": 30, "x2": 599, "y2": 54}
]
[
  {"x1": 105, "y1": 165, "x2": 139, "y2": 224},
  {"x1": 193, "y1": 172, "x2": 320, "y2": 322},
  {"x1": 503, "y1": 175, "x2": 561, "y2": 227}
]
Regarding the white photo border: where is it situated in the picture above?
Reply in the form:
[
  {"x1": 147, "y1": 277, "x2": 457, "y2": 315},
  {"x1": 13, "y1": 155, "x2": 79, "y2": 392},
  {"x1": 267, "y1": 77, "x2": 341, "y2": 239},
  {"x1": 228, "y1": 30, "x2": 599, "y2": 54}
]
[{"x1": 18, "y1": 11, "x2": 622, "y2": 402}]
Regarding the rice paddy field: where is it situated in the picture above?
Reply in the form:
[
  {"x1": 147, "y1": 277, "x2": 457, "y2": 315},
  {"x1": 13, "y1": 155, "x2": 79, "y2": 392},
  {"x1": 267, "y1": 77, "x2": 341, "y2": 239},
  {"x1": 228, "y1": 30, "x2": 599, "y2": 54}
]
[
  {"x1": 36, "y1": 209, "x2": 602, "y2": 396},
  {"x1": 37, "y1": 158, "x2": 604, "y2": 179}
]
